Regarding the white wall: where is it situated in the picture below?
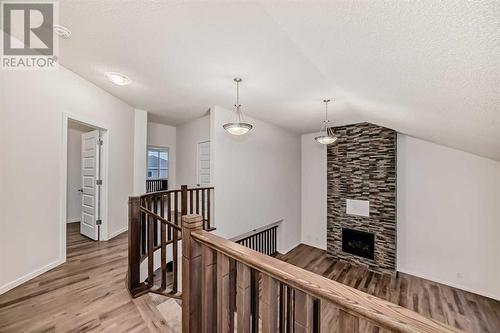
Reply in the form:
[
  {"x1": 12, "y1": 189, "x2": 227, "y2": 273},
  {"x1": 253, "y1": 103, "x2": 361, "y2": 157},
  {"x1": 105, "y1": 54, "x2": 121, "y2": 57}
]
[
  {"x1": 397, "y1": 134, "x2": 500, "y2": 300},
  {"x1": 66, "y1": 122, "x2": 93, "y2": 223},
  {"x1": 147, "y1": 122, "x2": 177, "y2": 189},
  {"x1": 176, "y1": 115, "x2": 210, "y2": 187},
  {"x1": 133, "y1": 109, "x2": 148, "y2": 195},
  {"x1": 0, "y1": 66, "x2": 135, "y2": 294},
  {"x1": 299, "y1": 131, "x2": 500, "y2": 300},
  {"x1": 300, "y1": 133, "x2": 327, "y2": 250},
  {"x1": 211, "y1": 106, "x2": 301, "y2": 253}
]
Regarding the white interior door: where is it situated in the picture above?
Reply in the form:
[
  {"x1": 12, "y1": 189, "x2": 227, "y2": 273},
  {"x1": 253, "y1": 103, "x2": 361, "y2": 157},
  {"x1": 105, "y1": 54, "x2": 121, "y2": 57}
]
[
  {"x1": 197, "y1": 141, "x2": 210, "y2": 187},
  {"x1": 80, "y1": 130, "x2": 101, "y2": 240}
]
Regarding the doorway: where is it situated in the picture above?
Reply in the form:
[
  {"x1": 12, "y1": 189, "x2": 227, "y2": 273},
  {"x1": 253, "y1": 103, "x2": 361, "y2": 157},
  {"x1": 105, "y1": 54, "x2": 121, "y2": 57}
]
[
  {"x1": 62, "y1": 115, "x2": 109, "y2": 258},
  {"x1": 197, "y1": 140, "x2": 211, "y2": 187}
]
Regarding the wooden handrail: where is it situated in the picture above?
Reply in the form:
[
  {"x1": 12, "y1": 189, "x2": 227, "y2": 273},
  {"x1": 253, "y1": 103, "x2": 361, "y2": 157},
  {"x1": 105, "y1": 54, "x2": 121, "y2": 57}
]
[
  {"x1": 230, "y1": 220, "x2": 281, "y2": 242},
  {"x1": 140, "y1": 186, "x2": 214, "y2": 198},
  {"x1": 127, "y1": 186, "x2": 215, "y2": 299},
  {"x1": 190, "y1": 229, "x2": 462, "y2": 333},
  {"x1": 231, "y1": 221, "x2": 280, "y2": 256},
  {"x1": 139, "y1": 206, "x2": 182, "y2": 231}
]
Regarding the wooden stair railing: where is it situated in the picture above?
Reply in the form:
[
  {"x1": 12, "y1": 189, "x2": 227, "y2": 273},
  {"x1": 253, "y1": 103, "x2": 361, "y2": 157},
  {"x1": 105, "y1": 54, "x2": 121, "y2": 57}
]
[
  {"x1": 127, "y1": 185, "x2": 214, "y2": 298},
  {"x1": 232, "y1": 221, "x2": 280, "y2": 256},
  {"x1": 146, "y1": 178, "x2": 168, "y2": 193},
  {"x1": 181, "y1": 214, "x2": 464, "y2": 333}
]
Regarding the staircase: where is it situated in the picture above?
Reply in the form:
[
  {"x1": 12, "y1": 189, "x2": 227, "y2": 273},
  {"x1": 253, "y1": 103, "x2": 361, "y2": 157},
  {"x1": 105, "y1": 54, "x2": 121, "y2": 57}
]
[
  {"x1": 127, "y1": 187, "x2": 464, "y2": 333},
  {"x1": 127, "y1": 185, "x2": 214, "y2": 298}
]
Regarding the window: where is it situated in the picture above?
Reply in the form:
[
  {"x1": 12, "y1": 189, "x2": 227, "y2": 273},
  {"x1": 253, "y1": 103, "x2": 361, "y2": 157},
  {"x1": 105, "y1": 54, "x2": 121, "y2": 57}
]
[{"x1": 147, "y1": 147, "x2": 168, "y2": 179}]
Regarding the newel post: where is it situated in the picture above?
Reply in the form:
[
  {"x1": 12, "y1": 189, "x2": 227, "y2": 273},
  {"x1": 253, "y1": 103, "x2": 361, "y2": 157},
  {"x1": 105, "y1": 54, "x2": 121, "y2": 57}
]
[
  {"x1": 128, "y1": 196, "x2": 141, "y2": 294},
  {"x1": 182, "y1": 214, "x2": 203, "y2": 333}
]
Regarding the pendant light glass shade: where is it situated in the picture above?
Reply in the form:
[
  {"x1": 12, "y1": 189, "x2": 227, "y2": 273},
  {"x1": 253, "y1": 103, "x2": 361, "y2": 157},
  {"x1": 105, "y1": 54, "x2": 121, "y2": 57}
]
[
  {"x1": 316, "y1": 136, "x2": 338, "y2": 144},
  {"x1": 223, "y1": 122, "x2": 253, "y2": 135},
  {"x1": 223, "y1": 78, "x2": 253, "y2": 135},
  {"x1": 314, "y1": 99, "x2": 338, "y2": 145},
  {"x1": 315, "y1": 126, "x2": 338, "y2": 144}
]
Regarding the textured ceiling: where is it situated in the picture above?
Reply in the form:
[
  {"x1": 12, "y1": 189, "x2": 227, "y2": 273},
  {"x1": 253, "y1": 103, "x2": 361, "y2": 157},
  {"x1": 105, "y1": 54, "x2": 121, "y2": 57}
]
[{"x1": 56, "y1": 1, "x2": 500, "y2": 160}]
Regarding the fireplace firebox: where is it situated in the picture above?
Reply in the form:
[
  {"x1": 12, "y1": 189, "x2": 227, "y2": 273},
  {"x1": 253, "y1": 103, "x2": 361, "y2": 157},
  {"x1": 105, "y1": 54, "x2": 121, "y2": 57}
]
[{"x1": 341, "y1": 228, "x2": 375, "y2": 260}]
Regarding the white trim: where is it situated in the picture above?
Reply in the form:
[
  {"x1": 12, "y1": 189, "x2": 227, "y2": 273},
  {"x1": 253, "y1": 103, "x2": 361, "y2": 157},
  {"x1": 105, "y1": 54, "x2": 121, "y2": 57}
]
[
  {"x1": 60, "y1": 114, "x2": 69, "y2": 262},
  {"x1": 196, "y1": 140, "x2": 211, "y2": 187},
  {"x1": 397, "y1": 268, "x2": 500, "y2": 301},
  {"x1": 66, "y1": 218, "x2": 80, "y2": 223},
  {"x1": 61, "y1": 113, "x2": 110, "y2": 249},
  {"x1": 108, "y1": 227, "x2": 128, "y2": 240},
  {"x1": 278, "y1": 242, "x2": 301, "y2": 255},
  {"x1": 146, "y1": 145, "x2": 169, "y2": 182},
  {"x1": 301, "y1": 239, "x2": 327, "y2": 251},
  {"x1": 98, "y1": 130, "x2": 110, "y2": 241},
  {"x1": 0, "y1": 259, "x2": 64, "y2": 295}
]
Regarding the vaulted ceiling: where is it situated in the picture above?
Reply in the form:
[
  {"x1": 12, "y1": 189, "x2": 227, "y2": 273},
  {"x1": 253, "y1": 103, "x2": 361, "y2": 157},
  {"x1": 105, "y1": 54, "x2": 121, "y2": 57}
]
[{"x1": 57, "y1": 1, "x2": 500, "y2": 160}]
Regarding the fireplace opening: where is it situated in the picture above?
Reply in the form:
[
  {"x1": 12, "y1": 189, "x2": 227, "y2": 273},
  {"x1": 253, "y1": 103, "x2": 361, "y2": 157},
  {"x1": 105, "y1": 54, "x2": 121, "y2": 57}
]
[{"x1": 342, "y1": 228, "x2": 375, "y2": 260}]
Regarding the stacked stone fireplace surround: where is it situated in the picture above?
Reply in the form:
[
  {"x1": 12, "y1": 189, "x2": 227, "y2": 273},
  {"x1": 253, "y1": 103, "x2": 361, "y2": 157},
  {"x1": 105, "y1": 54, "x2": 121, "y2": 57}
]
[{"x1": 327, "y1": 122, "x2": 397, "y2": 275}]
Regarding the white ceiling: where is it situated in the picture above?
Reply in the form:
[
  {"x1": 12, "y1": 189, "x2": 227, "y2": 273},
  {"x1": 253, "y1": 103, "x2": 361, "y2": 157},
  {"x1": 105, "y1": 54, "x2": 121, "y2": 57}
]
[{"x1": 57, "y1": 1, "x2": 500, "y2": 160}]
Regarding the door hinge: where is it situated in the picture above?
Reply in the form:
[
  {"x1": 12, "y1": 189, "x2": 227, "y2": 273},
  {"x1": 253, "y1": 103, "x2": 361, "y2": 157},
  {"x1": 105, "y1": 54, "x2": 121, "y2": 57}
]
[
  {"x1": 97, "y1": 139, "x2": 103, "y2": 146},
  {"x1": 96, "y1": 219, "x2": 102, "y2": 225},
  {"x1": 96, "y1": 179, "x2": 103, "y2": 185}
]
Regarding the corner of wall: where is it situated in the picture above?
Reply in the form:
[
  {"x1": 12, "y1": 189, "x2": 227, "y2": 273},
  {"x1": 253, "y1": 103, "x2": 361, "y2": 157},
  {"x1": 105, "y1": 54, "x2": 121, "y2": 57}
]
[
  {"x1": 133, "y1": 109, "x2": 148, "y2": 195},
  {"x1": 0, "y1": 258, "x2": 65, "y2": 296},
  {"x1": 299, "y1": 132, "x2": 328, "y2": 251}
]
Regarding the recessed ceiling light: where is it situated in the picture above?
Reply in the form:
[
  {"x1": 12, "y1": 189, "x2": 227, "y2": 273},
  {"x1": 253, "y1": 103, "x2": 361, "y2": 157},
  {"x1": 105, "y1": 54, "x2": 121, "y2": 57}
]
[
  {"x1": 53, "y1": 24, "x2": 71, "y2": 39},
  {"x1": 104, "y1": 72, "x2": 132, "y2": 86}
]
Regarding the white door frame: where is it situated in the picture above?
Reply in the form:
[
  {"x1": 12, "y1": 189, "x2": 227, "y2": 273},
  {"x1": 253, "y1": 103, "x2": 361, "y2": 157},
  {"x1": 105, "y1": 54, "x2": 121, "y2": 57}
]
[
  {"x1": 196, "y1": 140, "x2": 210, "y2": 187},
  {"x1": 60, "y1": 113, "x2": 110, "y2": 261}
]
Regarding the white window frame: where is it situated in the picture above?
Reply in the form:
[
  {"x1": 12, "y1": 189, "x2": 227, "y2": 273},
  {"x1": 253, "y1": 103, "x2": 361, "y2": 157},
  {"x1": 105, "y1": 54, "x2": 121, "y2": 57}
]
[{"x1": 147, "y1": 146, "x2": 169, "y2": 180}]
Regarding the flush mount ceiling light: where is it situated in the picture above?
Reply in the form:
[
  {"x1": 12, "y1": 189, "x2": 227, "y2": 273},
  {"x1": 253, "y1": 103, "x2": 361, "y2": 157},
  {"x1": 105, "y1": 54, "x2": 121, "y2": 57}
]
[
  {"x1": 314, "y1": 99, "x2": 338, "y2": 145},
  {"x1": 223, "y1": 78, "x2": 253, "y2": 136},
  {"x1": 105, "y1": 72, "x2": 132, "y2": 86},
  {"x1": 53, "y1": 24, "x2": 71, "y2": 39}
]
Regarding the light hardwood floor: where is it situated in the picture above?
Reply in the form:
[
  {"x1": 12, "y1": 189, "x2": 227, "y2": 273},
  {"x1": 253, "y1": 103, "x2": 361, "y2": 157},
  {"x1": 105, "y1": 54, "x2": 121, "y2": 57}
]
[
  {"x1": 277, "y1": 244, "x2": 500, "y2": 333},
  {"x1": 2, "y1": 226, "x2": 499, "y2": 332},
  {"x1": 0, "y1": 223, "x2": 170, "y2": 333}
]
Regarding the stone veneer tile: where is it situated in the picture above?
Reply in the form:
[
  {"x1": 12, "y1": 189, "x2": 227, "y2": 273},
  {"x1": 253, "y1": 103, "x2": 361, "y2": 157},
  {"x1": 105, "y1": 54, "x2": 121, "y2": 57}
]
[{"x1": 327, "y1": 122, "x2": 396, "y2": 275}]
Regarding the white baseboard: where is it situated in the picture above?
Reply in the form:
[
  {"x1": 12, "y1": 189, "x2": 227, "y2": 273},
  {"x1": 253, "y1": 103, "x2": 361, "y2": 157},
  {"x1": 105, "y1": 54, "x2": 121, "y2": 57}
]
[
  {"x1": 0, "y1": 258, "x2": 64, "y2": 295},
  {"x1": 398, "y1": 268, "x2": 500, "y2": 301},
  {"x1": 278, "y1": 242, "x2": 301, "y2": 255},
  {"x1": 108, "y1": 227, "x2": 127, "y2": 240},
  {"x1": 301, "y1": 240, "x2": 327, "y2": 251},
  {"x1": 66, "y1": 218, "x2": 80, "y2": 224}
]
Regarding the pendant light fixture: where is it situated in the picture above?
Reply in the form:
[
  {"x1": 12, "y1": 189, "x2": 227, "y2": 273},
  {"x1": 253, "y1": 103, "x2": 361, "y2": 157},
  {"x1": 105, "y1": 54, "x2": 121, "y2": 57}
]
[
  {"x1": 223, "y1": 78, "x2": 253, "y2": 135},
  {"x1": 314, "y1": 99, "x2": 338, "y2": 145}
]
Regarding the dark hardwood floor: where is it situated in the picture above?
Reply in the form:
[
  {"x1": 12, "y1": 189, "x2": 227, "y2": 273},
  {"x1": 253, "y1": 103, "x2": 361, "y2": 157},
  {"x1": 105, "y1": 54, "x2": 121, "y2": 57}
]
[
  {"x1": 0, "y1": 223, "x2": 170, "y2": 333},
  {"x1": 277, "y1": 244, "x2": 500, "y2": 333}
]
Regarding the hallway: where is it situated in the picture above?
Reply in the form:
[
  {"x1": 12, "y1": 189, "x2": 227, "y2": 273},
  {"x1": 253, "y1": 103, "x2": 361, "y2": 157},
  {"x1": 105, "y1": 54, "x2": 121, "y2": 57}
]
[{"x1": 0, "y1": 224, "x2": 169, "y2": 332}]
